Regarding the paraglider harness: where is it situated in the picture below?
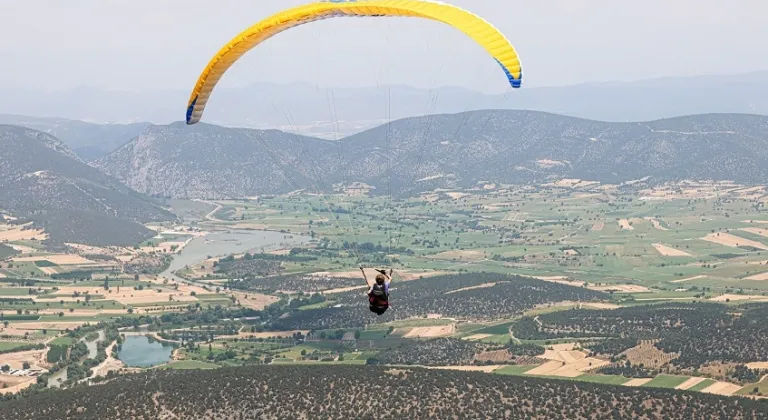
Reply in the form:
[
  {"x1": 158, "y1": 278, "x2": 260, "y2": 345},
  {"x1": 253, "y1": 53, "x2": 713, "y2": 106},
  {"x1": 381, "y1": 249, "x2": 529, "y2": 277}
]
[
  {"x1": 368, "y1": 283, "x2": 389, "y2": 314},
  {"x1": 364, "y1": 268, "x2": 391, "y2": 315}
]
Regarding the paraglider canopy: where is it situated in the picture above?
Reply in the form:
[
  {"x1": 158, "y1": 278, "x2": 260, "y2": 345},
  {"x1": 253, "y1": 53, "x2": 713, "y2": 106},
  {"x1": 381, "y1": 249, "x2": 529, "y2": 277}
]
[{"x1": 185, "y1": 0, "x2": 523, "y2": 125}]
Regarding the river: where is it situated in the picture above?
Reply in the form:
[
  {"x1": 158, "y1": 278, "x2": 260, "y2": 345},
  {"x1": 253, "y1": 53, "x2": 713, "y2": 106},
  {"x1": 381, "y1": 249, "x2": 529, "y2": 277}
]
[
  {"x1": 160, "y1": 230, "x2": 308, "y2": 282},
  {"x1": 47, "y1": 330, "x2": 105, "y2": 388},
  {"x1": 48, "y1": 230, "x2": 304, "y2": 385}
]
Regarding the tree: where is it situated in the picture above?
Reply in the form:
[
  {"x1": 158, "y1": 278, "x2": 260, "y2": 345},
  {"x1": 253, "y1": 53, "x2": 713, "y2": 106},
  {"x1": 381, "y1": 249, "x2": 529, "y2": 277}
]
[{"x1": 22, "y1": 362, "x2": 30, "y2": 370}]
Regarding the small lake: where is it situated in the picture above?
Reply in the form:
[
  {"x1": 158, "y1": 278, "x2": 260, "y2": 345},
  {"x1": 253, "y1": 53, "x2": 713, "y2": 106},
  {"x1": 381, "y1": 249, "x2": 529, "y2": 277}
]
[
  {"x1": 117, "y1": 335, "x2": 177, "y2": 368},
  {"x1": 161, "y1": 230, "x2": 308, "y2": 282}
]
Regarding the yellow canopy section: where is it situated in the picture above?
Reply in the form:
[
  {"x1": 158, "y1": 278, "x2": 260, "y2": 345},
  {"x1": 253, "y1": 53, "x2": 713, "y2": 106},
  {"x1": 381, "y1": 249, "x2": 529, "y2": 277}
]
[{"x1": 186, "y1": 0, "x2": 523, "y2": 124}]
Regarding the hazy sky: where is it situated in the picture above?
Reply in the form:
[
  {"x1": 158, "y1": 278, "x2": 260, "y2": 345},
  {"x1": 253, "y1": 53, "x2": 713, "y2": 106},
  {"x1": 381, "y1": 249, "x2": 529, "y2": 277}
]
[{"x1": 1, "y1": 0, "x2": 767, "y2": 93}]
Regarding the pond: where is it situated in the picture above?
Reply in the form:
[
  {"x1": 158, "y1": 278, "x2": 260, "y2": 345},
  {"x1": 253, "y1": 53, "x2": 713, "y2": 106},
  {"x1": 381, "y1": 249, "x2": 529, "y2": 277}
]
[
  {"x1": 160, "y1": 230, "x2": 308, "y2": 282},
  {"x1": 117, "y1": 335, "x2": 178, "y2": 368}
]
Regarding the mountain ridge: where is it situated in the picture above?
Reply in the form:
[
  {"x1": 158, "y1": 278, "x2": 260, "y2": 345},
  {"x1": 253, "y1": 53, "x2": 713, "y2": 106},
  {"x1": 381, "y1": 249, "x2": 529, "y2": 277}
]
[
  {"x1": 91, "y1": 122, "x2": 340, "y2": 199},
  {"x1": 0, "y1": 125, "x2": 176, "y2": 245},
  {"x1": 92, "y1": 110, "x2": 768, "y2": 199},
  {"x1": 0, "y1": 114, "x2": 150, "y2": 160}
]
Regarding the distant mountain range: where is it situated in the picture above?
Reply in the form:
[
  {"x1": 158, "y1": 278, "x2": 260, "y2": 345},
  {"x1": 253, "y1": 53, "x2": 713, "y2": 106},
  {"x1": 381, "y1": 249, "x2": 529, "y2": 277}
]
[
  {"x1": 91, "y1": 111, "x2": 768, "y2": 199},
  {"x1": 0, "y1": 125, "x2": 175, "y2": 246},
  {"x1": 0, "y1": 114, "x2": 149, "y2": 160},
  {"x1": 2, "y1": 109, "x2": 767, "y2": 242},
  {"x1": 2, "y1": 71, "x2": 768, "y2": 140}
]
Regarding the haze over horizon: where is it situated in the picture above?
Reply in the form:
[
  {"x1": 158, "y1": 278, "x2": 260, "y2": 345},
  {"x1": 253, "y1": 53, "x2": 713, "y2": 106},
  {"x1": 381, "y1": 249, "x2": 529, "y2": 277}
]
[{"x1": 2, "y1": 0, "x2": 768, "y2": 93}]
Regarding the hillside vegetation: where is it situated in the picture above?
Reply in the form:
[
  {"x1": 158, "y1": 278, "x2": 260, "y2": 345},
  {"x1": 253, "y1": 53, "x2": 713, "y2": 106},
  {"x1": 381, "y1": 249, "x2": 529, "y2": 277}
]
[{"x1": 0, "y1": 365, "x2": 765, "y2": 419}]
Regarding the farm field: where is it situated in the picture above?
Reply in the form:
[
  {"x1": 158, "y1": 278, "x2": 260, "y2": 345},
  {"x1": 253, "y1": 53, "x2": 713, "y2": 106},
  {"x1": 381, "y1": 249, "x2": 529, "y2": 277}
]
[
  {"x1": 491, "y1": 359, "x2": 743, "y2": 395},
  {"x1": 201, "y1": 180, "x2": 768, "y2": 296},
  {"x1": 642, "y1": 375, "x2": 691, "y2": 389},
  {"x1": 0, "y1": 291, "x2": 759, "y2": 399},
  {"x1": 0, "y1": 228, "x2": 236, "y2": 353},
  {"x1": 2, "y1": 180, "x2": 768, "y2": 401}
]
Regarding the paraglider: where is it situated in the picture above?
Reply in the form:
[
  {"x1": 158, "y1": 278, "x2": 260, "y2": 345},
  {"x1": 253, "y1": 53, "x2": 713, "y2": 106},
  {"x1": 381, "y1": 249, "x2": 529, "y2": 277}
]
[
  {"x1": 185, "y1": 0, "x2": 523, "y2": 125},
  {"x1": 360, "y1": 267, "x2": 393, "y2": 315},
  {"x1": 184, "y1": 0, "x2": 526, "y2": 314}
]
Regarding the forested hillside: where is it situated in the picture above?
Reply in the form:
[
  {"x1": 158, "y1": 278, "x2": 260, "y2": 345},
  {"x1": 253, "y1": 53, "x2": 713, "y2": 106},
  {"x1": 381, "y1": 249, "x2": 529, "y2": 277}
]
[{"x1": 0, "y1": 365, "x2": 764, "y2": 420}]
